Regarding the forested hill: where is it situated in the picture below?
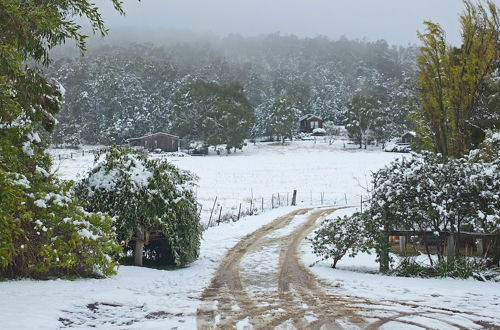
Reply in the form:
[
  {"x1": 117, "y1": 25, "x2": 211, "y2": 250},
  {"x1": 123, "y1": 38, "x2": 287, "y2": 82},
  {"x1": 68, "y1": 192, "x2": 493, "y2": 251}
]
[{"x1": 49, "y1": 34, "x2": 418, "y2": 145}]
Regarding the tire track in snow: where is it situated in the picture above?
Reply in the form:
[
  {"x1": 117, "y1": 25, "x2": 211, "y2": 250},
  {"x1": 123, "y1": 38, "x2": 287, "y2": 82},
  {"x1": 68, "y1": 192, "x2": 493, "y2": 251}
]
[{"x1": 197, "y1": 208, "x2": 499, "y2": 329}]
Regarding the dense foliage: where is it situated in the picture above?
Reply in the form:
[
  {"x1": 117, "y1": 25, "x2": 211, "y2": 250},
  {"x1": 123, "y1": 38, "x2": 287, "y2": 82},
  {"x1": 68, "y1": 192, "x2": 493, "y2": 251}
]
[
  {"x1": 413, "y1": 0, "x2": 499, "y2": 157},
  {"x1": 48, "y1": 36, "x2": 418, "y2": 145},
  {"x1": 75, "y1": 147, "x2": 202, "y2": 267},
  {"x1": 170, "y1": 80, "x2": 255, "y2": 152},
  {"x1": 311, "y1": 150, "x2": 500, "y2": 276},
  {"x1": 0, "y1": 0, "x2": 123, "y2": 278},
  {"x1": 266, "y1": 95, "x2": 301, "y2": 143}
]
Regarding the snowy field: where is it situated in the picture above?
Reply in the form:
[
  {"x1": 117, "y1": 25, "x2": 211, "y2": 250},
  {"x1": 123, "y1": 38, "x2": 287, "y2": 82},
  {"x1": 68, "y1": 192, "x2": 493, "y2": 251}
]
[
  {"x1": 50, "y1": 140, "x2": 401, "y2": 225},
  {"x1": 2, "y1": 141, "x2": 498, "y2": 329}
]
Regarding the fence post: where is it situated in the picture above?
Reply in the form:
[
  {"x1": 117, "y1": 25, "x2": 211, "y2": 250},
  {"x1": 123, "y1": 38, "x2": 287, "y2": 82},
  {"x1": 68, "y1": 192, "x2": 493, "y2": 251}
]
[
  {"x1": 321, "y1": 192, "x2": 324, "y2": 205},
  {"x1": 278, "y1": 193, "x2": 281, "y2": 207},
  {"x1": 237, "y1": 203, "x2": 242, "y2": 221},
  {"x1": 344, "y1": 193, "x2": 347, "y2": 205},
  {"x1": 208, "y1": 197, "x2": 218, "y2": 227},
  {"x1": 262, "y1": 197, "x2": 264, "y2": 212},
  {"x1": 287, "y1": 193, "x2": 289, "y2": 206},
  {"x1": 272, "y1": 194, "x2": 274, "y2": 209},
  {"x1": 291, "y1": 190, "x2": 297, "y2": 206},
  {"x1": 360, "y1": 196, "x2": 363, "y2": 213},
  {"x1": 217, "y1": 207, "x2": 222, "y2": 226},
  {"x1": 70, "y1": 153, "x2": 73, "y2": 159},
  {"x1": 58, "y1": 154, "x2": 61, "y2": 161},
  {"x1": 310, "y1": 190, "x2": 312, "y2": 205},
  {"x1": 250, "y1": 199, "x2": 253, "y2": 215}
]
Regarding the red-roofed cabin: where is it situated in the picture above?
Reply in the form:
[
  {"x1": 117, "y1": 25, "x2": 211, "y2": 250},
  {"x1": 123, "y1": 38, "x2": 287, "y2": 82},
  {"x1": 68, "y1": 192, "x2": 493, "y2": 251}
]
[
  {"x1": 299, "y1": 114, "x2": 323, "y2": 133},
  {"x1": 126, "y1": 132, "x2": 179, "y2": 152}
]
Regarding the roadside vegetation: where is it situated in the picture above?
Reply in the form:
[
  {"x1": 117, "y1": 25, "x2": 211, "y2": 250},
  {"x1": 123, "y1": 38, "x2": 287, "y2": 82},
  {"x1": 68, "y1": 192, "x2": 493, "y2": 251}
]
[{"x1": 311, "y1": 0, "x2": 500, "y2": 281}]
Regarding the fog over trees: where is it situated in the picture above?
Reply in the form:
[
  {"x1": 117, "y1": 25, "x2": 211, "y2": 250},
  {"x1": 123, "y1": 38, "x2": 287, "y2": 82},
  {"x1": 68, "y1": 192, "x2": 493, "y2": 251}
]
[{"x1": 49, "y1": 33, "x2": 418, "y2": 146}]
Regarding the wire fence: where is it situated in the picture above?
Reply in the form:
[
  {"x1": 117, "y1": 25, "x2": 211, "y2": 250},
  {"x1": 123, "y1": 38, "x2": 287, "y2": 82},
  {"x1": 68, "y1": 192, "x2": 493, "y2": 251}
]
[
  {"x1": 201, "y1": 190, "x2": 370, "y2": 229},
  {"x1": 50, "y1": 148, "x2": 101, "y2": 161}
]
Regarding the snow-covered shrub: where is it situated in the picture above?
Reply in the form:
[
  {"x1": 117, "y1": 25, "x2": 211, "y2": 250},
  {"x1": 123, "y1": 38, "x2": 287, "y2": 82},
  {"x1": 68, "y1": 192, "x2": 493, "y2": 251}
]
[
  {"x1": 392, "y1": 257, "x2": 435, "y2": 278},
  {"x1": 312, "y1": 149, "x2": 500, "y2": 275},
  {"x1": 367, "y1": 151, "x2": 500, "y2": 267},
  {"x1": 0, "y1": 166, "x2": 121, "y2": 279},
  {"x1": 472, "y1": 130, "x2": 500, "y2": 163},
  {"x1": 75, "y1": 146, "x2": 202, "y2": 267},
  {"x1": 309, "y1": 213, "x2": 369, "y2": 268},
  {"x1": 392, "y1": 256, "x2": 500, "y2": 281},
  {"x1": 0, "y1": 82, "x2": 120, "y2": 279}
]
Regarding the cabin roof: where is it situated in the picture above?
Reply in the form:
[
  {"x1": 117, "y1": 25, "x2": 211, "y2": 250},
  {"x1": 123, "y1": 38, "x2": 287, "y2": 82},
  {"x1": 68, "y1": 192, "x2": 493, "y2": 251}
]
[
  {"x1": 299, "y1": 114, "x2": 323, "y2": 122},
  {"x1": 126, "y1": 132, "x2": 179, "y2": 142}
]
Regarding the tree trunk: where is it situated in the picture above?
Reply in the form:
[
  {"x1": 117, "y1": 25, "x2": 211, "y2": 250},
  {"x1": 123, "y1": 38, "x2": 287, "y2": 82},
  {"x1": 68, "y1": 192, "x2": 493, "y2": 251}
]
[
  {"x1": 134, "y1": 225, "x2": 145, "y2": 266},
  {"x1": 447, "y1": 233, "x2": 456, "y2": 260},
  {"x1": 379, "y1": 233, "x2": 390, "y2": 273}
]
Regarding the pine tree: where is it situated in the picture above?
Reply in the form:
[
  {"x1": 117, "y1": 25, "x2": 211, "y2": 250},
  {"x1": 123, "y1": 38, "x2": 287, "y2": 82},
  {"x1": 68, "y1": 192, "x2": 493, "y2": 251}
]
[{"x1": 171, "y1": 80, "x2": 254, "y2": 152}]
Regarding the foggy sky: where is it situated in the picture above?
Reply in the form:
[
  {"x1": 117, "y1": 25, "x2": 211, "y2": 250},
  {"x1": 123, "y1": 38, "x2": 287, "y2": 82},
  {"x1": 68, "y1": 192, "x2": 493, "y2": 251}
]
[{"x1": 98, "y1": 0, "x2": 499, "y2": 46}]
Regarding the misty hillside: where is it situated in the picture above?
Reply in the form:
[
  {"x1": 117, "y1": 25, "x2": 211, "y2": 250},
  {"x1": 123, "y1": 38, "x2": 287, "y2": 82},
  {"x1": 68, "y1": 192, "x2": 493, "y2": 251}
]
[{"x1": 48, "y1": 34, "x2": 418, "y2": 145}]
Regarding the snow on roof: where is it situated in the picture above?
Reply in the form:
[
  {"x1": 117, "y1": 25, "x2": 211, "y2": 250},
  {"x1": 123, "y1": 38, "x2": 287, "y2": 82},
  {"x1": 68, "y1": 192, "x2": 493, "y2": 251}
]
[
  {"x1": 299, "y1": 114, "x2": 323, "y2": 121},
  {"x1": 402, "y1": 131, "x2": 416, "y2": 137},
  {"x1": 126, "y1": 132, "x2": 179, "y2": 142}
]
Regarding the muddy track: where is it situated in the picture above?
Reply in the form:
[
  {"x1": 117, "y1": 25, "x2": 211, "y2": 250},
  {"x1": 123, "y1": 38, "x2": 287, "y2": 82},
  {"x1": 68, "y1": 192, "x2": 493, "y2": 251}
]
[{"x1": 197, "y1": 208, "x2": 500, "y2": 329}]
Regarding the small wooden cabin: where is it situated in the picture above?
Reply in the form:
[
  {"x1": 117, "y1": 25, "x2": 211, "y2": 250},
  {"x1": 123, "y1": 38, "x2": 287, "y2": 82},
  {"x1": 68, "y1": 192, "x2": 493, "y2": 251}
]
[
  {"x1": 126, "y1": 132, "x2": 179, "y2": 152},
  {"x1": 401, "y1": 131, "x2": 416, "y2": 144},
  {"x1": 299, "y1": 114, "x2": 323, "y2": 133}
]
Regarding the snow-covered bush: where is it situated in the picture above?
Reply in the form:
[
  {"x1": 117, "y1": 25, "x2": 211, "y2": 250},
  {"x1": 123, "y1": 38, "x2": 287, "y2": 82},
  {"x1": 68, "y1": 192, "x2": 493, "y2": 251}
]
[
  {"x1": 309, "y1": 213, "x2": 369, "y2": 268},
  {"x1": 0, "y1": 165, "x2": 120, "y2": 279},
  {"x1": 367, "y1": 151, "x2": 500, "y2": 264},
  {"x1": 0, "y1": 81, "x2": 120, "y2": 279},
  {"x1": 312, "y1": 149, "x2": 500, "y2": 276},
  {"x1": 472, "y1": 130, "x2": 500, "y2": 163},
  {"x1": 75, "y1": 146, "x2": 202, "y2": 267}
]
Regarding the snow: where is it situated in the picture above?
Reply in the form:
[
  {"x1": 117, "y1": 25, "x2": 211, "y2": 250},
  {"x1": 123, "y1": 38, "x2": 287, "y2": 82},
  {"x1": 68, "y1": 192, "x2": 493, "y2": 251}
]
[
  {"x1": 0, "y1": 207, "x2": 296, "y2": 330},
  {"x1": 2, "y1": 141, "x2": 497, "y2": 328},
  {"x1": 301, "y1": 207, "x2": 500, "y2": 325},
  {"x1": 51, "y1": 140, "x2": 401, "y2": 226}
]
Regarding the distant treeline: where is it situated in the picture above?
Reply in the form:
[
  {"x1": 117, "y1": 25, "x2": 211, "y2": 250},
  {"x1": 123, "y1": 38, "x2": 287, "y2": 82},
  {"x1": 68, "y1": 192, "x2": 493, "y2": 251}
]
[{"x1": 48, "y1": 34, "x2": 418, "y2": 145}]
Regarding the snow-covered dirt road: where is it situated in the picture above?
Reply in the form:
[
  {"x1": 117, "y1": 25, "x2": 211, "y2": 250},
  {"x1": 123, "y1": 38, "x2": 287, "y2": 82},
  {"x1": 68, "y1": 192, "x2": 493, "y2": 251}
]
[{"x1": 197, "y1": 208, "x2": 500, "y2": 329}]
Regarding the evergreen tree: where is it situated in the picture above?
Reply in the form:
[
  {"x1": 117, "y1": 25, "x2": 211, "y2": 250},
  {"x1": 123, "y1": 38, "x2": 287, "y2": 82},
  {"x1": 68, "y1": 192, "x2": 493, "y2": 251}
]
[
  {"x1": 346, "y1": 89, "x2": 387, "y2": 149},
  {"x1": 171, "y1": 80, "x2": 254, "y2": 152},
  {"x1": 268, "y1": 95, "x2": 301, "y2": 143},
  {"x1": 0, "y1": 0, "x2": 124, "y2": 278}
]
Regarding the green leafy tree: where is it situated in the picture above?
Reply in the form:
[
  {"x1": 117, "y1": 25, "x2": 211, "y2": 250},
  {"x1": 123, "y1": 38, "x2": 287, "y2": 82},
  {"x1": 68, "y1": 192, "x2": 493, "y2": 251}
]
[
  {"x1": 0, "y1": 0, "x2": 124, "y2": 278},
  {"x1": 171, "y1": 80, "x2": 254, "y2": 153},
  {"x1": 268, "y1": 95, "x2": 301, "y2": 143},
  {"x1": 75, "y1": 147, "x2": 202, "y2": 267},
  {"x1": 310, "y1": 213, "x2": 369, "y2": 268},
  {"x1": 414, "y1": 0, "x2": 499, "y2": 157},
  {"x1": 346, "y1": 89, "x2": 387, "y2": 149}
]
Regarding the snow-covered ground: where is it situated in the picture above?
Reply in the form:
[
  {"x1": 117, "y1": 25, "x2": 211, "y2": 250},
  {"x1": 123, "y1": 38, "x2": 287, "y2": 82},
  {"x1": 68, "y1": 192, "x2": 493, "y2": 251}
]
[
  {"x1": 0, "y1": 206, "x2": 298, "y2": 329},
  {"x1": 50, "y1": 140, "x2": 401, "y2": 225},
  {"x1": 301, "y1": 208, "x2": 500, "y2": 328},
  {"x1": 2, "y1": 141, "x2": 498, "y2": 329}
]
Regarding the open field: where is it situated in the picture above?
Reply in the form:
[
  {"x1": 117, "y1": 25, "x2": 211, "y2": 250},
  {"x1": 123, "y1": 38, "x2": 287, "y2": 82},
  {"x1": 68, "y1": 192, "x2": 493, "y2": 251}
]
[{"x1": 50, "y1": 140, "x2": 401, "y2": 225}]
